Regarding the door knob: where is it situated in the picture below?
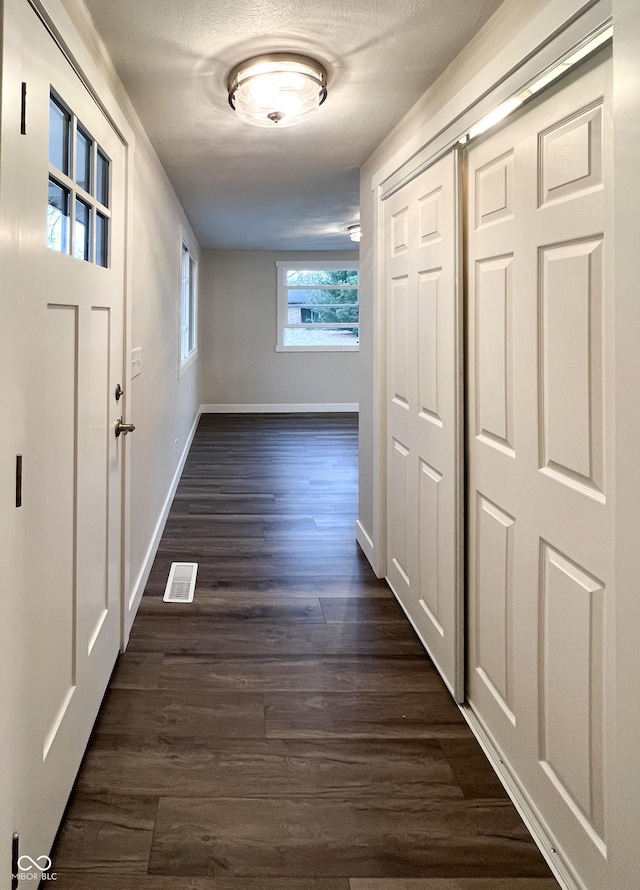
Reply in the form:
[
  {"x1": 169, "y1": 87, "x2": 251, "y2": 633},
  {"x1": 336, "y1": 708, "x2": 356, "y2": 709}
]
[{"x1": 115, "y1": 418, "x2": 136, "y2": 438}]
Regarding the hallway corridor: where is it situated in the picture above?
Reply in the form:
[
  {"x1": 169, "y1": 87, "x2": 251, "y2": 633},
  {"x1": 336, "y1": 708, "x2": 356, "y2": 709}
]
[{"x1": 50, "y1": 413, "x2": 559, "y2": 888}]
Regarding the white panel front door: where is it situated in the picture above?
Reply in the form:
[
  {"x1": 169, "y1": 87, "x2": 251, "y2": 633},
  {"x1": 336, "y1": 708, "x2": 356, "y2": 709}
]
[
  {"x1": 466, "y1": 48, "x2": 613, "y2": 889},
  {"x1": 9, "y1": 0, "x2": 127, "y2": 865},
  {"x1": 384, "y1": 151, "x2": 463, "y2": 700}
]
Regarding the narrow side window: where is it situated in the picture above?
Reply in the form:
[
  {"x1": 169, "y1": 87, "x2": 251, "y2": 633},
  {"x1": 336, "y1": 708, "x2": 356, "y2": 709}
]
[{"x1": 179, "y1": 240, "x2": 198, "y2": 374}]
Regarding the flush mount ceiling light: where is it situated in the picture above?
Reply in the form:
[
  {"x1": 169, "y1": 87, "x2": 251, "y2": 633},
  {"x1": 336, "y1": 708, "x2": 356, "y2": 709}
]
[{"x1": 227, "y1": 53, "x2": 328, "y2": 128}]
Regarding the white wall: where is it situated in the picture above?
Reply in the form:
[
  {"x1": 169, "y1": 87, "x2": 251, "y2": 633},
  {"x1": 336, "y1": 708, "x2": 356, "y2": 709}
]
[
  {"x1": 200, "y1": 250, "x2": 359, "y2": 409},
  {"x1": 54, "y1": 0, "x2": 201, "y2": 622},
  {"x1": 127, "y1": 139, "x2": 200, "y2": 607}
]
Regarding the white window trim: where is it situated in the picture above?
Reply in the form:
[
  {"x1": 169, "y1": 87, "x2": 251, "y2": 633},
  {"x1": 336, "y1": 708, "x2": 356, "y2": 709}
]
[
  {"x1": 178, "y1": 229, "x2": 199, "y2": 377},
  {"x1": 276, "y1": 259, "x2": 360, "y2": 352}
]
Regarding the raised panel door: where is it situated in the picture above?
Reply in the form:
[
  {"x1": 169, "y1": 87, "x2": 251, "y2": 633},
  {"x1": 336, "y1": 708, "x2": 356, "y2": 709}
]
[
  {"x1": 466, "y1": 47, "x2": 613, "y2": 888},
  {"x1": 384, "y1": 151, "x2": 463, "y2": 699}
]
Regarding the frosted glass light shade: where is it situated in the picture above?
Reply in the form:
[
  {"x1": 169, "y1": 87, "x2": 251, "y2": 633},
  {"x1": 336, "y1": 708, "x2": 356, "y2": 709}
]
[{"x1": 228, "y1": 54, "x2": 327, "y2": 128}]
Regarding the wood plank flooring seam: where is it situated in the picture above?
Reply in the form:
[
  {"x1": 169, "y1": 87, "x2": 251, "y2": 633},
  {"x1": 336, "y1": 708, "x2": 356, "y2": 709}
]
[{"x1": 50, "y1": 414, "x2": 558, "y2": 887}]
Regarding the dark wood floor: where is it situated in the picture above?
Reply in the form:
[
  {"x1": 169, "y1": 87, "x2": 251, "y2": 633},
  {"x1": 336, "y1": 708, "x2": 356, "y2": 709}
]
[{"x1": 51, "y1": 413, "x2": 559, "y2": 889}]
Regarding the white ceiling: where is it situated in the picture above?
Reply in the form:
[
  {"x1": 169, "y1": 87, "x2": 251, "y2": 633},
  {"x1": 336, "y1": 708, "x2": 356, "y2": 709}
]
[{"x1": 82, "y1": 0, "x2": 504, "y2": 251}]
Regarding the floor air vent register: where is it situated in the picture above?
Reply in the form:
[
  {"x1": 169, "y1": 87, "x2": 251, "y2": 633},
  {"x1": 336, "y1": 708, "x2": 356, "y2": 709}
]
[{"x1": 163, "y1": 562, "x2": 198, "y2": 603}]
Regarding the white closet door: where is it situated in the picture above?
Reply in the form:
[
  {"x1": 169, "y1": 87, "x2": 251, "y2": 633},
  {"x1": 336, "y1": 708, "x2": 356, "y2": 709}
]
[
  {"x1": 466, "y1": 48, "x2": 613, "y2": 889},
  {"x1": 385, "y1": 151, "x2": 463, "y2": 700}
]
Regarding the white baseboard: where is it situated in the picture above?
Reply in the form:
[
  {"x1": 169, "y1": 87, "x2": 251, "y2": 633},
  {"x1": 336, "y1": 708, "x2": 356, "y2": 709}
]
[
  {"x1": 201, "y1": 403, "x2": 359, "y2": 414},
  {"x1": 124, "y1": 409, "x2": 201, "y2": 644},
  {"x1": 461, "y1": 706, "x2": 580, "y2": 890},
  {"x1": 355, "y1": 520, "x2": 384, "y2": 577}
]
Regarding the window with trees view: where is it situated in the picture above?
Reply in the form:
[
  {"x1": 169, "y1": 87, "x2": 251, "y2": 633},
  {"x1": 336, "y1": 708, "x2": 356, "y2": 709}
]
[{"x1": 276, "y1": 261, "x2": 359, "y2": 351}]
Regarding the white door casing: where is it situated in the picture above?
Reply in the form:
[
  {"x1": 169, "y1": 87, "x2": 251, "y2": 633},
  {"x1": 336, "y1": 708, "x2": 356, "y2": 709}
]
[
  {"x1": 10, "y1": 0, "x2": 127, "y2": 864},
  {"x1": 384, "y1": 151, "x2": 463, "y2": 700},
  {"x1": 466, "y1": 47, "x2": 613, "y2": 889},
  {"x1": 0, "y1": 4, "x2": 25, "y2": 880}
]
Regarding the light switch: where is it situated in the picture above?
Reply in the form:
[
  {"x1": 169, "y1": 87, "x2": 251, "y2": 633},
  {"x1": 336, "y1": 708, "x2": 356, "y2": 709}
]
[{"x1": 131, "y1": 346, "x2": 142, "y2": 379}]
